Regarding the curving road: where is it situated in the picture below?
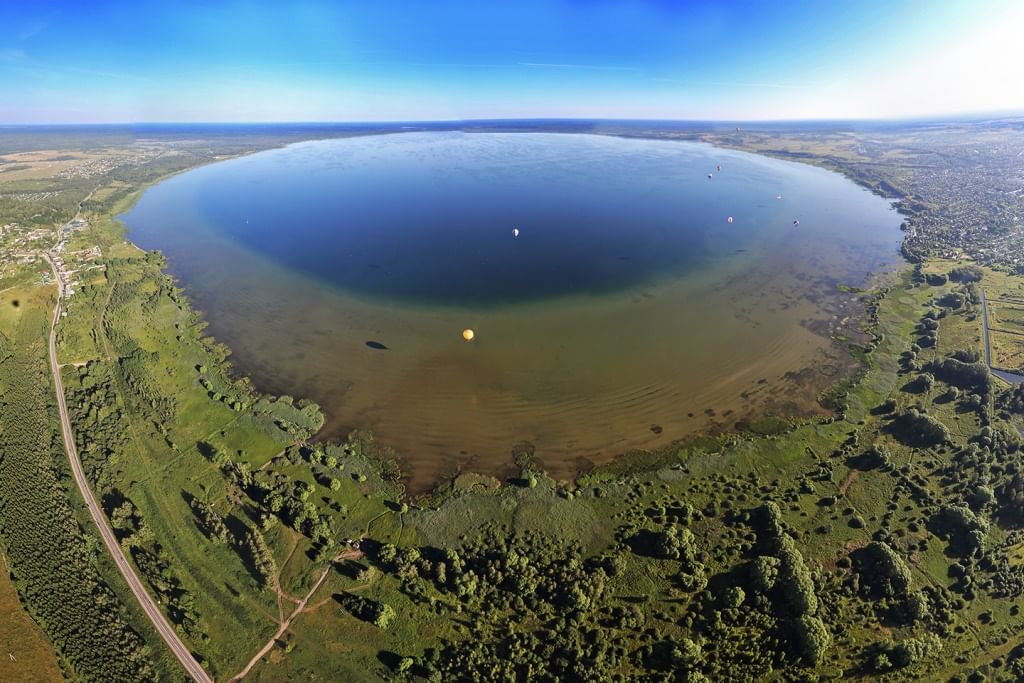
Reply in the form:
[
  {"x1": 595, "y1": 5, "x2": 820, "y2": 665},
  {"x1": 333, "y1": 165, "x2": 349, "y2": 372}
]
[{"x1": 44, "y1": 248, "x2": 213, "y2": 683}]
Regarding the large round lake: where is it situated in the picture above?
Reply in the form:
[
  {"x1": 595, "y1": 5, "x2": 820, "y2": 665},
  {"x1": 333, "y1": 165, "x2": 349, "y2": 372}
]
[{"x1": 123, "y1": 132, "x2": 901, "y2": 490}]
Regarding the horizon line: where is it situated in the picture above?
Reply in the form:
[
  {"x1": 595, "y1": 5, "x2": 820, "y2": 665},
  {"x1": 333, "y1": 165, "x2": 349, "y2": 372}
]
[{"x1": 2, "y1": 109, "x2": 1024, "y2": 129}]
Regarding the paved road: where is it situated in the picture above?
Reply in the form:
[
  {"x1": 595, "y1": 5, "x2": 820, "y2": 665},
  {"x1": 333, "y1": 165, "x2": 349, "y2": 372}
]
[
  {"x1": 44, "y1": 249, "x2": 213, "y2": 683},
  {"x1": 979, "y1": 288, "x2": 1024, "y2": 385}
]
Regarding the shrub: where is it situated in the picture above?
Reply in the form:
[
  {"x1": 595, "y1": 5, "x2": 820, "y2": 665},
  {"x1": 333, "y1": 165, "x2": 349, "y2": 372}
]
[
  {"x1": 949, "y1": 265, "x2": 983, "y2": 282},
  {"x1": 932, "y1": 504, "x2": 987, "y2": 557},
  {"x1": 930, "y1": 356, "x2": 990, "y2": 395},
  {"x1": 795, "y1": 615, "x2": 832, "y2": 665},
  {"x1": 888, "y1": 633, "x2": 942, "y2": 668},
  {"x1": 750, "y1": 556, "x2": 781, "y2": 593},
  {"x1": 889, "y1": 408, "x2": 950, "y2": 447},
  {"x1": 856, "y1": 542, "x2": 912, "y2": 598},
  {"x1": 776, "y1": 535, "x2": 818, "y2": 616},
  {"x1": 722, "y1": 585, "x2": 745, "y2": 609}
]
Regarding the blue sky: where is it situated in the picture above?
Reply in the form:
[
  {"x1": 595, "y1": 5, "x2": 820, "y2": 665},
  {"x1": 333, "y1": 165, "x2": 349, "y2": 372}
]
[{"x1": 1, "y1": 0, "x2": 1022, "y2": 123}]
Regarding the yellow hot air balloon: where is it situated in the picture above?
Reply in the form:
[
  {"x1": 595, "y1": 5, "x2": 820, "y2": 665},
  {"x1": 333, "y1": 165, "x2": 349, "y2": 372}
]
[{"x1": 462, "y1": 328, "x2": 475, "y2": 341}]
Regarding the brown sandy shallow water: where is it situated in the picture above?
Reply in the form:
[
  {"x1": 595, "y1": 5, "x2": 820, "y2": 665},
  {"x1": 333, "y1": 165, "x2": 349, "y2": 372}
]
[{"x1": 183, "y1": 228, "x2": 881, "y2": 492}]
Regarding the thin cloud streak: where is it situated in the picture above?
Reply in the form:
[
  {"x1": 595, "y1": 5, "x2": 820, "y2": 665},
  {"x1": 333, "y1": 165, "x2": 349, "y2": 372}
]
[
  {"x1": 519, "y1": 62, "x2": 641, "y2": 72},
  {"x1": 18, "y1": 18, "x2": 53, "y2": 42},
  {"x1": 0, "y1": 48, "x2": 30, "y2": 62},
  {"x1": 652, "y1": 76, "x2": 804, "y2": 89},
  {"x1": 0, "y1": 49, "x2": 152, "y2": 84}
]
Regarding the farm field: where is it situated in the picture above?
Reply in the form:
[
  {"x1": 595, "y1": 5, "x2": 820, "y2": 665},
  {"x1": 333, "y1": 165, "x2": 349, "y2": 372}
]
[{"x1": 0, "y1": 557, "x2": 62, "y2": 683}]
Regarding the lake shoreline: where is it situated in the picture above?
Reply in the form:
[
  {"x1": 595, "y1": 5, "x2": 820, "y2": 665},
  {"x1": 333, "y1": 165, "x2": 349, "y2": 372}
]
[{"x1": 111, "y1": 128, "x2": 909, "y2": 497}]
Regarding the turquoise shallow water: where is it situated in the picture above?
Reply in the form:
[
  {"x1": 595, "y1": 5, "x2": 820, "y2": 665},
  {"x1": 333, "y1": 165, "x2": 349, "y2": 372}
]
[{"x1": 122, "y1": 133, "x2": 902, "y2": 488}]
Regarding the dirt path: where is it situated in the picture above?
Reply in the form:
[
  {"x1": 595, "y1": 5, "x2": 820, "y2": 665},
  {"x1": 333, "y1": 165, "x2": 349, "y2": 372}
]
[{"x1": 230, "y1": 549, "x2": 364, "y2": 682}]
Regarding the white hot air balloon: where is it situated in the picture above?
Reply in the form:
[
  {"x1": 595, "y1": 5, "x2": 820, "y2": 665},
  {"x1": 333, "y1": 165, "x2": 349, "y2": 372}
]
[
  {"x1": 727, "y1": 216, "x2": 734, "y2": 224},
  {"x1": 513, "y1": 228, "x2": 519, "y2": 237}
]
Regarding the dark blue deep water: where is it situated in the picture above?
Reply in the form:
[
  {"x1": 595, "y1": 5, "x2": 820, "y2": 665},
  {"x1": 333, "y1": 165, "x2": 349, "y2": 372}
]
[{"x1": 124, "y1": 132, "x2": 898, "y2": 308}]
